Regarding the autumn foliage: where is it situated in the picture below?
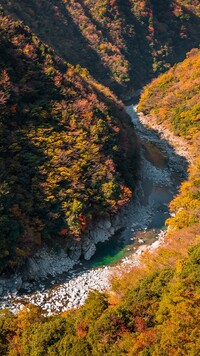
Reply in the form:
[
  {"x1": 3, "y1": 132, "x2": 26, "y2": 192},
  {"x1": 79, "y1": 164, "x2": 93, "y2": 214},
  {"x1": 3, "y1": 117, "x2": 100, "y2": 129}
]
[
  {"x1": 0, "y1": 10, "x2": 138, "y2": 271},
  {"x1": 2, "y1": 0, "x2": 200, "y2": 93},
  {"x1": 0, "y1": 2, "x2": 200, "y2": 354}
]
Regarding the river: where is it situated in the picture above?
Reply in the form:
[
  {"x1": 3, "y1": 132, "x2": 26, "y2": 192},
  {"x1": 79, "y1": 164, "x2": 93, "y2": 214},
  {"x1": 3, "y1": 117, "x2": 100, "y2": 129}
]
[{"x1": 0, "y1": 104, "x2": 188, "y2": 315}]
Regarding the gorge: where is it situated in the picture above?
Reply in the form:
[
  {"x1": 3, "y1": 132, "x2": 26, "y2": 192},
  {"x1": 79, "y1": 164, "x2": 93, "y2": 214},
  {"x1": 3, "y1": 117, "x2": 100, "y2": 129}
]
[
  {"x1": 0, "y1": 2, "x2": 199, "y2": 354},
  {"x1": 0, "y1": 103, "x2": 189, "y2": 314}
]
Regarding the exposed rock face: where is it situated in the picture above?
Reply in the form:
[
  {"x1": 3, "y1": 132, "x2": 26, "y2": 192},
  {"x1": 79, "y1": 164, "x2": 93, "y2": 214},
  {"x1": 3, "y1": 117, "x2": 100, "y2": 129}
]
[
  {"x1": 25, "y1": 250, "x2": 75, "y2": 281},
  {"x1": 81, "y1": 216, "x2": 122, "y2": 261},
  {"x1": 0, "y1": 276, "x2": 23, "y2": 297},
  {"x1": 25, "y1": 215, "x2": 123, "y2": 278},
  {"x1": 0, "y1": 213, "x2": 124, "y2": 296}
]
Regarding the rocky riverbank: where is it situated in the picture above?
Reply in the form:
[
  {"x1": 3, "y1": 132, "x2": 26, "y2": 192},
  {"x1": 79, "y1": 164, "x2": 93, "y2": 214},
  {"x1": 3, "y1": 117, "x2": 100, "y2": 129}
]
[
  {"x1": 134, "y1": 106, "x2": 191, "y2": 163},
  {"x1": 1, "y1": 229, "x2": 166, "y2": 315},
  {"x1": 0, "y1": 213, "x2": 124, "y2": 296}
]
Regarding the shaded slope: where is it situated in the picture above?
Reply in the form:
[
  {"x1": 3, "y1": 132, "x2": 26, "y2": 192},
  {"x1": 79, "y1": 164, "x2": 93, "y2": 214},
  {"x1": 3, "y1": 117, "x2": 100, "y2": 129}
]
[
  {"x1": 2, "y1": 0, "x2": 200, "y2": 94},
  {"x1": 0, "y1": 11, "x2": 138, "y2": 272}
]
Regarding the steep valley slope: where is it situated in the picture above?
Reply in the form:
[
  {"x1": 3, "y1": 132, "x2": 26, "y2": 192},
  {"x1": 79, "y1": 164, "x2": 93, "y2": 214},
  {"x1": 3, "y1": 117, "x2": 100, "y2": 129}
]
[{"x1": 0, "y1": 9, "x2": 138, "y2": 273}]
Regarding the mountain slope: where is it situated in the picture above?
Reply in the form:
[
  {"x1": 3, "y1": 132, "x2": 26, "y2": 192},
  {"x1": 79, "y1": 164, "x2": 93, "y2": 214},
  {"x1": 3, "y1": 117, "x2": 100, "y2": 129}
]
[
  {"x1": 2, "y1": 0, "x2": 200, "y2": 94},
  {"x1": 0, "y1": 11, "x2": 137, "y2": 271},
  {"x1": 138, "y1": 48, "x2": 200, "y2": 140}
]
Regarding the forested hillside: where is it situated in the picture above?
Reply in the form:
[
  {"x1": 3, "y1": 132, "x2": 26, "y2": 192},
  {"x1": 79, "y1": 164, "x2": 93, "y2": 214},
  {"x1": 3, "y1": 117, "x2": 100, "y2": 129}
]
[
  {"x1": 0, "y1": 49, "x2": 199, "y2": 355},
  {"x1": 138, "y1": 48, "x2": 200, "y2": 140},
  {"x1": 0, "y1": 1, "x2": 200, "y2": 353},
  {"x1": 2, "y1": 0, "x2": 200, "y2": 93},
  {"x1": 0, "y1": 10, "x2": 138, "y2": 272}
]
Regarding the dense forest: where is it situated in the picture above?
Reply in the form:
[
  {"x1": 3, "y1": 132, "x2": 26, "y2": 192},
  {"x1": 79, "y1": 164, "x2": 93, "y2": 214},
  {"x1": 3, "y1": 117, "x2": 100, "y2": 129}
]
[
  {"x1": 0, "y1": 10, "x2": 138, "y2": 272},
  {"x1": 0, "y1": 0, "x2": 200, "y2": 354},
  {"x1": 0, "y1": 46, "x2": 199, "y2": 356},
  {"x1": 2, "y1": 0, "x2": 200, "y2": 94}
]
